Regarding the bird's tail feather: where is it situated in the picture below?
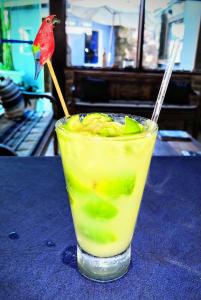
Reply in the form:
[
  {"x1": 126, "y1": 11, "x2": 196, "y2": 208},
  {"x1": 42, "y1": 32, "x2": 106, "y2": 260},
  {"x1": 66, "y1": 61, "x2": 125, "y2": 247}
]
[{"x1": 34, "y1": 60, "x2": 42, "y2": 80}]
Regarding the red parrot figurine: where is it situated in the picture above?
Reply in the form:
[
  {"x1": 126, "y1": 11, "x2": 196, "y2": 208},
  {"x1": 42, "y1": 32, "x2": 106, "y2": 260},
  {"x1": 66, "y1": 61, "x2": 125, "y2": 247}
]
[{"x1": 32, "y1": 15, "x2": 59, "y2": 80}]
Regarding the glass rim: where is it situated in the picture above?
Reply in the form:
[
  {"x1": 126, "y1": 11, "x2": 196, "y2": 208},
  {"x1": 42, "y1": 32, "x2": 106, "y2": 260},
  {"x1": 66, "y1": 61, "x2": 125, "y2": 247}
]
[{"x1": 55, "y1": 113, "x2": 158, "y2": 141}]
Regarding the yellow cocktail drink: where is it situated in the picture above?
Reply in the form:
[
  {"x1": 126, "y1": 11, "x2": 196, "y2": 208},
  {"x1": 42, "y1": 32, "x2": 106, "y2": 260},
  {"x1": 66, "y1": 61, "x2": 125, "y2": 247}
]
[{"x1": 56, "y1": 113, "x2": 157, "y2": 281}]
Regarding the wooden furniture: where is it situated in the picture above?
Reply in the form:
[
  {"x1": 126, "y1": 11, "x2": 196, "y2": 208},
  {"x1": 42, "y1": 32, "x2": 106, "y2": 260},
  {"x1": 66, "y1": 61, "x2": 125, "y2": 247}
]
[
  {"x1": 65, "y1": 68, "x2": 201, "y2": 138},
  {"x1": 167, "y1": 139, "x2": 201, "y2": 155},
  {"x1": 0, "y1": 92, "x2": 57, "y2": 156},
  {"x1": 154, "y1": 131, "x2": 201, "y2": 156}
]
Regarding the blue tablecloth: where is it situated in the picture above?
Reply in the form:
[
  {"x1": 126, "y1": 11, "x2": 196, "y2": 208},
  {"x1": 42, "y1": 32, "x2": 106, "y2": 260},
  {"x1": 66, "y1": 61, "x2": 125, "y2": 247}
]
[{"x1": 0, "y1": 157, "x2": 201, "y2": 300}]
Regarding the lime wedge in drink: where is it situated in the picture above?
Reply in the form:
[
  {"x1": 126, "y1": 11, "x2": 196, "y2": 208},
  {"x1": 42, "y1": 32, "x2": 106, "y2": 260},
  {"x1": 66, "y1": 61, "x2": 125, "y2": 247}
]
[
  {"x1": 82, "y1": 113, "x2": 113, "y2": 125},
  {"x1": 123, "y1": 116, "x2": 144, "y2": 134},
  {"x1": 95, "y1": 174, "x2": 135, "y2": 198},
  {"x1": 83, "y1": 200, "x2": 117, "y2": 220},
  {"x1": 78, "y1": 224, "x2": 117, "y2": 244},
  {"x1": 64, "y1": 114, "x2": 82, "y2": 131},
  {"x1": 64, "y1": 113, "x2": 144, "y2": 136}
]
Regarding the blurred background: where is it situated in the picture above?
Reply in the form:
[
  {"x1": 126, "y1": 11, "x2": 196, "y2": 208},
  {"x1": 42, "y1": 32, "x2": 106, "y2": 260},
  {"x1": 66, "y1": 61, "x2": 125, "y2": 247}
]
[
  {"x1": 1, "y1": 1, "x2": 201, "y2": 90},
  {"x1": 0, "y1": 0, "x2": 201, "y2": 156}
]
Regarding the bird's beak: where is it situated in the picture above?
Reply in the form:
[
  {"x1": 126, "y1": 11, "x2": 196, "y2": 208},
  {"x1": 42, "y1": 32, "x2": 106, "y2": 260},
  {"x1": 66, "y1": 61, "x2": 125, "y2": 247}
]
[
  {"x1": 34, "y1": 60, "x2": 42, "y2": 80},
  {"x1": 52, "y1": 17, "x2": 60, "y2": 26}
]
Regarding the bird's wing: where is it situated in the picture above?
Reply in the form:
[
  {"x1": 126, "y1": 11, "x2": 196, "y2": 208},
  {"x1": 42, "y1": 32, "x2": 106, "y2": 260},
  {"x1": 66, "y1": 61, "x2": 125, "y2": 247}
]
[{"x1": 32, "y1": 44, "x2": 41, "y2": 61}]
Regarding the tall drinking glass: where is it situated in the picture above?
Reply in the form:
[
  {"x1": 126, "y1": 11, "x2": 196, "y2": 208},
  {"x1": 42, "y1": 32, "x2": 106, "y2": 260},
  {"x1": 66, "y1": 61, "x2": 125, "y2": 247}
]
[{"x1": 56, "y1": 113, "x2": 158, "y2": 282}]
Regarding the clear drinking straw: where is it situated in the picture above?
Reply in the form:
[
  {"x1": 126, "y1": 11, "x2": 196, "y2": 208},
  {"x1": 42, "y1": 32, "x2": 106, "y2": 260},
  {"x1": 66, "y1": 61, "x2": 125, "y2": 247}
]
[{"x1": 151, "y1": 40, "x2": 180, "y2": 123}]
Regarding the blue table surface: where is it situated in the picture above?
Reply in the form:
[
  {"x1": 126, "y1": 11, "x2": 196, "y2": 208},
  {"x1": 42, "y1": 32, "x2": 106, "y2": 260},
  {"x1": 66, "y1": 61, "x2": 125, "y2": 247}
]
[{"x1": 0, "y1": 157, "x2": 201, "y2": 300}]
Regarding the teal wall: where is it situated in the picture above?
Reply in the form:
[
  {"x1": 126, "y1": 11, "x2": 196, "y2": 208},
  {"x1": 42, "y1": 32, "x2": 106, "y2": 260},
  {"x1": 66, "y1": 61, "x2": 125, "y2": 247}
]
[{"x1": 10, "y1": 4, "x2": 44, "y2": 90}]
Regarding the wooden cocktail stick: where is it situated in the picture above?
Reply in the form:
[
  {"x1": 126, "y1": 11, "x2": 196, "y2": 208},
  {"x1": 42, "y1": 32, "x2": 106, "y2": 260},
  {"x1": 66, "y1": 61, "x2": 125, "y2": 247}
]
[{"x1": 47, "y1": 59, "x2": 69, "y2": 117}]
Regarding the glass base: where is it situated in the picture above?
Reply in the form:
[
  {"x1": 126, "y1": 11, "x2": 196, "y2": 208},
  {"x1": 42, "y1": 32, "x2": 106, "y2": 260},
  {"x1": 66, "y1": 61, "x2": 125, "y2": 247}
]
[{"x1": 77, "y1": 244, "x2": 131, "y2": 282}]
